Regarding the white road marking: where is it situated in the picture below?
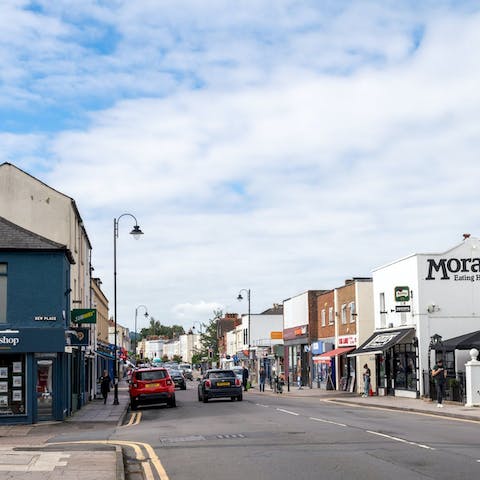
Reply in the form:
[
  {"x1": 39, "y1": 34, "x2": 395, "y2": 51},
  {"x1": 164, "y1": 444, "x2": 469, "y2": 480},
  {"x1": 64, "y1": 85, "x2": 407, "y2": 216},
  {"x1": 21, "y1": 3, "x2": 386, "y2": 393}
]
[
  {"x1": 310, "y1": 417, "x2": 347, "y2": 427},
  {"x1": 276, "y1": 408, "x2": 299, "y2": 416},
  {"x1": 366, "y1": 430, "x2": 435, "y2": 450},
  {"x1": 255, "y1": 403, "x2": 269, "y2": 408}
]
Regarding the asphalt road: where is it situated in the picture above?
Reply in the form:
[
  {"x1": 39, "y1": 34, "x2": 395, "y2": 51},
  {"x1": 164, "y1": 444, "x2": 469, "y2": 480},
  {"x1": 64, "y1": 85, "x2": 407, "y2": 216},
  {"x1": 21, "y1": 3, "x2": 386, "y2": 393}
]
[{"x1": 113, "y1": 382, "x2": 480, "y2": 480}]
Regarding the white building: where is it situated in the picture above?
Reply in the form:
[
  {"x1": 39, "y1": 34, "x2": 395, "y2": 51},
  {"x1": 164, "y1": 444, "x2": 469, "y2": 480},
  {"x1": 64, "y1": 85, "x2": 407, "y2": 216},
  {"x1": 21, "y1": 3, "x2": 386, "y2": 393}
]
[
  {"x1": 351, "y1": 234, "x2": 480, "y2": 399},
  {"x1": 179, "y1": 333, "x2": 201, "y2": 364},
  {"x1": 144, "y1": 339, "x2": 165, "y2": 361}
]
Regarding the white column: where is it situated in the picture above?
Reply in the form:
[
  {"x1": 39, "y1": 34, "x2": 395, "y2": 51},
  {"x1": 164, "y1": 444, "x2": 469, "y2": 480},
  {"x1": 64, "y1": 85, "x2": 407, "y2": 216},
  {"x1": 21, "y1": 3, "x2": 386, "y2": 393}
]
[{"x1": 465, "y1": 348, "x2": 480, "y2": 407}]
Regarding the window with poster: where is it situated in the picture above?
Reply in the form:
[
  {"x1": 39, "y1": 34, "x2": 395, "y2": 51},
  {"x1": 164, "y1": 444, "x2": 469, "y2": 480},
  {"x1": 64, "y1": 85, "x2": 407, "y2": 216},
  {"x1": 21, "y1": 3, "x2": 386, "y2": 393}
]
[{"x1": 0, "y1": 354, "x2": 26, "y2": 416}]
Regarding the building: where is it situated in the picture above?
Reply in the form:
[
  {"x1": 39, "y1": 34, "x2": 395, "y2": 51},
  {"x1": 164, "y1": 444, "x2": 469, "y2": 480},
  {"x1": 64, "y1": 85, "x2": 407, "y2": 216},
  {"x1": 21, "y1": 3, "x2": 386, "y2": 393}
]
[
  {"x1": 0, "y1": 162, "x2": 94, "y2": 408},
  {"x1": 0, "y1": 216, "x2": 75, "y2": 423},
  {"x1": 283, "y1": 290, "x2": 327, "y2": 388},
  {"x1": 350, "y1": 235, "x2": 480, "y2": 398}
]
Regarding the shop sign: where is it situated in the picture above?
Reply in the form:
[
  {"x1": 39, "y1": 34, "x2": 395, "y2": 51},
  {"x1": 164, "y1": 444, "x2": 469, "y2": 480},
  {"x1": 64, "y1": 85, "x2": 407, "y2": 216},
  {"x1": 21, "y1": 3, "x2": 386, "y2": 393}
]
[
  {"x1": 337, "y1": 335, "x2": 357, "y2": 346},
  {"x1": 0, "y1": 335, "x2": 20, "y2": 348},
  {"x1": 71, "y1": 309, "x2": 97, "y2": 324},
  {"x1": 364, "y1": 333, "x2": 398, "y2": 349},
  {"x1": 395, "y1": 305, "x2": 411, "y2": 313},
  {"x1": 294, "y1": 326, "x2": 307, "y2": 336},
  {"x1": 425, "y1": 257, "x2": 480, "y2": 281},
  {"x1": 270, "y1": 331, "x2": 283, "y2": 340},
  {"x1": 66, "y1": 327, "x2": 90, "y2": 347},
  {"x1": 394, "y1": 286, "x2": 410, "y2": 302}
]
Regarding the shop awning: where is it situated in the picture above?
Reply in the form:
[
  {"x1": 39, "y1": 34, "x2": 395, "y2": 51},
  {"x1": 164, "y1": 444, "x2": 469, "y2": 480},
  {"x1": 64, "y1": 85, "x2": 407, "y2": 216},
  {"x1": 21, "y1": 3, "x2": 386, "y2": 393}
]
[
  {"x1": 313, "y1": 346, "x2": 355, "y2": 363},
  {"x1": 431, "y1": 330, "x2": 480, "y2": 351},
  {"x1": 347, "y1": 328, "x2": 415, "y2": 357},
  {"x1": 95, "y1": 350, "x2": 115, "y2": 360}
]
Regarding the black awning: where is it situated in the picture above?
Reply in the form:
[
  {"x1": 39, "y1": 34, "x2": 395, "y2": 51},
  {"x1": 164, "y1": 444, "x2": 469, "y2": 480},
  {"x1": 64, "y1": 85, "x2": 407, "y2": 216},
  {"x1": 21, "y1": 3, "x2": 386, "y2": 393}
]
[
  {"x1": 431, "y1": 330, "x2": 480, "y2": 351},
  {"x1": 348, "y1": 328, "x2": 416, "y2": 357}
]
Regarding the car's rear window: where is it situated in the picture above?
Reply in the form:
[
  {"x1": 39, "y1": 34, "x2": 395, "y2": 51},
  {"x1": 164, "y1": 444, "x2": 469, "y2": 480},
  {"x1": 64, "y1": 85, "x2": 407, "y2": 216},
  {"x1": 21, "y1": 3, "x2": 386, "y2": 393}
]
[
  {"x1": 136, "y1": 370, "x2": 167, "y2": 381},
  {"x1": 209, "y1": 371, "x2": 234, "y2": 379}
]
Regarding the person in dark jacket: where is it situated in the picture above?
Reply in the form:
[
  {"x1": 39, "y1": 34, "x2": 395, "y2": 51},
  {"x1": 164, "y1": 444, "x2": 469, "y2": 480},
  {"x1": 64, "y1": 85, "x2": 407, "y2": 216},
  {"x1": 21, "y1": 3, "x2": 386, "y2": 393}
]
[
  {"x1": 242, "y1": 367, "x2": 249, "y2": 391},
  {"x1": 259, "y1": 367, "x2": 266, "y2": 392},
  {"x1": 99, "y1": 370, "x2": 112, "y2": 404}
]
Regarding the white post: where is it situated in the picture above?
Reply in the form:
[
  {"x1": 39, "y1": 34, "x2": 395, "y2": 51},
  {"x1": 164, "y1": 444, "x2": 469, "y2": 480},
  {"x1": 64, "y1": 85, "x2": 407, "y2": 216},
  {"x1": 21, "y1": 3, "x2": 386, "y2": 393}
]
[{"x1": 465, "y1": 348, "x2": 480, "y2": 407}]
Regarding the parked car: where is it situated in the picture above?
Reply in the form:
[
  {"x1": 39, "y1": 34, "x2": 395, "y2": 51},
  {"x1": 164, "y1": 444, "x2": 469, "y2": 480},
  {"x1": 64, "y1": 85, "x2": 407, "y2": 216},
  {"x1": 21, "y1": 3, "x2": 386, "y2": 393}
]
[
  {"x1": 169, "y1": 369, "x2": 187, "y2": 390},
  {"x1": 129, "y1": 367, "x2": 176, "y2": 410},
  {"x1": 231, "y1": 366, "x2": 244, "y2": 383},
  {"x1": 179, "y1": 363, "x2": 194, "y2": 380},
  {"x1": 198, "y1": 369, "x2": 242, "y2": 403}
]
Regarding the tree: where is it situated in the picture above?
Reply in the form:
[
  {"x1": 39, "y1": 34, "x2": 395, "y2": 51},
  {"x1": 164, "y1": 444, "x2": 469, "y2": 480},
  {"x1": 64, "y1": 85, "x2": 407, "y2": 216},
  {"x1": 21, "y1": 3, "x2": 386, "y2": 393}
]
[{"x1": 198, "y1": 310, "x2": 222, "y2": 363}]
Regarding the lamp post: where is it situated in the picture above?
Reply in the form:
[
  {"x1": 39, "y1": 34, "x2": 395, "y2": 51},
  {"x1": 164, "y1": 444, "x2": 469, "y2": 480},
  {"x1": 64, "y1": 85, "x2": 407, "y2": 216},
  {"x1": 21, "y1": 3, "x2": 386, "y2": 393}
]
[
  {"x1": 113, "y1": 214, "x2": 144, "y2": 405},
  {"x1": 237, "y1": 289, "x2": 251, "y2": 360},
  {"x1": 134, "y1": 305, "x2": 149, "y2": 363}
]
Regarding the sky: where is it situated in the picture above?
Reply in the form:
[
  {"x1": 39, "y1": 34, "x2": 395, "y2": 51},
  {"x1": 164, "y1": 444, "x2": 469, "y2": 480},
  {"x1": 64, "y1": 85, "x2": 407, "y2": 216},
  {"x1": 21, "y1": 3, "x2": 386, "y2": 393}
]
[{"x1": 1, "y1": 0, "x2": 480, "y2": 333}]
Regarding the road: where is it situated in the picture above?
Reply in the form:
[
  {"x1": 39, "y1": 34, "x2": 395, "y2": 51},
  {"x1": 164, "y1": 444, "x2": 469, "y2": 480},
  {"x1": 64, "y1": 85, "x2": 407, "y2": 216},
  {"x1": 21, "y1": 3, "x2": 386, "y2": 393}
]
[{"x1": 112, "y1": 382, "x2": 480, "y2": 480}]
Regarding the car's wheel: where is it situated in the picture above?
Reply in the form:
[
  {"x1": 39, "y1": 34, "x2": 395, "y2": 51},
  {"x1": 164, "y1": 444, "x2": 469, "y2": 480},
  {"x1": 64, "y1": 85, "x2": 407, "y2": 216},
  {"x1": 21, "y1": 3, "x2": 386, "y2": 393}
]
[
  {"x1": 130, "y1": 399, "x2": 138, "y2": 411},
  {"x1": 230, "y1": 397, "x2": 236, "y2": 401},
  {"x1": 202, "y1": 395, "x2": 208, "y2": 403},
  {"x1": 182, "y1": 385, "x2": 187, "y2": 390},
  {"x1": 198, "y1": 390, "x2": 202, "y2": 402},
  {"x1": 169, "y1": 395, "x2": 176, "y2": 408},
  {"x1": 237, "y1": 394, "x2": 243, "y2": 401}
]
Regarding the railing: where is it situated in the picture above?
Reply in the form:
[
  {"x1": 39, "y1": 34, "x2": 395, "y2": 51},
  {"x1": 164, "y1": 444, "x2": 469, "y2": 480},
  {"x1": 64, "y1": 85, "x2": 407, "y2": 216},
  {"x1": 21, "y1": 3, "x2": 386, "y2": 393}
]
[{"x1": 422, "y1": 370, "x2": 466, "y2": 403}]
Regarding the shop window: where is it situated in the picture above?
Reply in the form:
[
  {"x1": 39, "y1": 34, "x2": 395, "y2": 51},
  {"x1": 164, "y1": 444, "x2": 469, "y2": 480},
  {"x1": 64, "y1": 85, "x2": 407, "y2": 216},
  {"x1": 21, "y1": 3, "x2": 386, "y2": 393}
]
[
  {"x1": 341, "y1": 304, "x2": 347, "y2": 325},
  {"x1": 394, "y1": 344, "x2": 417, "y2": 391},
  {"x1": 0, "y1": 354, "x2": 26, "y2": 416},
  {"x1": 0, "y1": 263, "x2": 6, "y2": 323},
  {"x1": 328, "y1": 307, "x2": 334, "y2": 325},
  {"x1": 321, "y1": 309, "x2": 326, "y2": 327}
]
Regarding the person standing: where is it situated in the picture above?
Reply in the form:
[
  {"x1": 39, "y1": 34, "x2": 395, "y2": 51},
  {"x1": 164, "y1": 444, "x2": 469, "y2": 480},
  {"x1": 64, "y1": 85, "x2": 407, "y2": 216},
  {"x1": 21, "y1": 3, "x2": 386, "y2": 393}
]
[
  {"x1": 99, "y1": 370, "x2": 112, "y2": 405},
  {"x1": 362, "y1": 363, "x2": 371, "y2": 397},
  {"x1": 259, "y1": 367, "x2": 266, "y2": 392},
  {"x1": 242, "y1": 367, "x2": 249, "y2": 392},
  {"x1": 432, "y1": 358, "x2": 447, "y2": 407}
]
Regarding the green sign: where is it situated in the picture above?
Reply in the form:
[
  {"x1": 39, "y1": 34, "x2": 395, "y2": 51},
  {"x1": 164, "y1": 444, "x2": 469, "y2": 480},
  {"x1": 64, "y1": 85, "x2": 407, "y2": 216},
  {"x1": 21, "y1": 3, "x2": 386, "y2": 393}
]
[
  {"x1": 394, "y1": 286, "x2": 410, "y2": 302},
  {"x1": 71, "y1": 309, "x2": 97, "y2": 324}
]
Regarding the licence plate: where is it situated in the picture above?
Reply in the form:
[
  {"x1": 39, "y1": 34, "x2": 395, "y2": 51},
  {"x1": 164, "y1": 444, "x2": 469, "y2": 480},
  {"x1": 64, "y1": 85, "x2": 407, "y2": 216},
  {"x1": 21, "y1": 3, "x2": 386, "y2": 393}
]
[
  {"x1": 146, "y1": 383, "x2": 160, "y2": 388},
  {"x1": 216, "y1": 381, "x2": 230, "y2": 387}
]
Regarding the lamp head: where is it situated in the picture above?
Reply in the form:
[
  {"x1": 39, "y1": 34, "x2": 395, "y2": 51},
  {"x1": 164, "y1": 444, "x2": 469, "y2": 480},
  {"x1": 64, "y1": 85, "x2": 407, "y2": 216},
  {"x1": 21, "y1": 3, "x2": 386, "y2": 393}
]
[
  {"x1": 237, "y1": 294, "x2": 243, "y2": 301},
  {"x1": 130, "y1": 225, "x2": 144, "y2": 239}
]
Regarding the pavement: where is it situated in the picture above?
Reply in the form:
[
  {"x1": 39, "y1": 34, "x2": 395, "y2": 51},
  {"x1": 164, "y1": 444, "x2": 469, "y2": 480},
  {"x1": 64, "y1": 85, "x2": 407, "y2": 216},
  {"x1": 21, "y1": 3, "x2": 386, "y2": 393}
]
[{"x1": 0, "y1": 381, "x2": 479, "y2": 479}]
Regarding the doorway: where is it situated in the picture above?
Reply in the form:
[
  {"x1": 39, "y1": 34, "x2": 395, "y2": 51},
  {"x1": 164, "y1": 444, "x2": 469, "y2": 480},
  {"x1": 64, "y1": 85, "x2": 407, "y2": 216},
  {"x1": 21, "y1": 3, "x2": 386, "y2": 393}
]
[{"x1": 36, "y1": 359, "x2": 54, "y2": 420}]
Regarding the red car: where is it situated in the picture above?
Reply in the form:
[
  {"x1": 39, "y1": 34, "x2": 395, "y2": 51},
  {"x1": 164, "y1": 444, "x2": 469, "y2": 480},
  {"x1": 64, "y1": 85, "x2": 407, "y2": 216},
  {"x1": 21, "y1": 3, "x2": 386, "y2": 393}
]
[{"x1": 129, "y1": 367, "x2": 176, "y2": 410}]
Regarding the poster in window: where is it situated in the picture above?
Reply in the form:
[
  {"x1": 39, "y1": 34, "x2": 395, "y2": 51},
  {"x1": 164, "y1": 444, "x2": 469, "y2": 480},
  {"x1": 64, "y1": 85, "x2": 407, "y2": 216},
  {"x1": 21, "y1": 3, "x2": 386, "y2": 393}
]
[
  {"x1": 12, "y1": 376, "x2": 22, "y2": 388},
  {"x1": 12, "y1": 362, "x2": 22, "y2": 374},
  {"x1": 0, "y1": 368, "x2": 7, "y2": 379},
  {"x1": 0, "y1": 396, "x2": 7, "y2": 407},
  {"x1": 12, "y1": 390, "x2": 22, "y2": 402},
  {"x1": 0, "y1": 382, "x2": 7, "y2": 393}
]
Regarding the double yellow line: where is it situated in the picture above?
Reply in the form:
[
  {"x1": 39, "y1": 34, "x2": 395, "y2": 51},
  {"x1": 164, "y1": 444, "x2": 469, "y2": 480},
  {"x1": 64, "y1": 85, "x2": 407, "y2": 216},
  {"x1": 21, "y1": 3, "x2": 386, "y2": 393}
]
[
  {"x1": 49, "y1": 440, "x2": 169, "y2": 480},
  {"x1": 122, "y1": 411, "x2": 142, "y2": 427}
]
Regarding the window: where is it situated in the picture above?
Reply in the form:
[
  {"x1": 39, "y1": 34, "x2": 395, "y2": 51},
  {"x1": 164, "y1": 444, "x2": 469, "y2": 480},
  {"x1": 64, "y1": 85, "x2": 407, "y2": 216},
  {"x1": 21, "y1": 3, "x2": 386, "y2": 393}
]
[
  {"x1": 328, "y1": 307, "x2": 334, "y2": 325},
  {"x1": 321, "y1": 309, "x2": 326, "y2": 327},
  {"x1": 349, "y1": 302, "x2": 356, "y2": 323},
  {"x1": 0, "y1": 264, "x2": 7, "y2": 324},
  {"x1": 341, "y1": 304, "x2": 347, "y2": 325},
  {"x1": 380, "y1": 292, "x2": 386, "y2": 328}
]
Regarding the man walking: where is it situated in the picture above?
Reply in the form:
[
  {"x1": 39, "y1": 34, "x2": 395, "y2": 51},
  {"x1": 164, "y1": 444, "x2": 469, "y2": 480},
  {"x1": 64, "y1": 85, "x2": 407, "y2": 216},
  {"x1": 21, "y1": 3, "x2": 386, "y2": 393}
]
[
  {"x1": 362, "y1": 363, "x2": 371, "y2": 397},
  {"x1": 432, "y1": 358, "x2": 447, "y2": 407},
  {"x1": 259, "y1": 367, "x2": 266, "y2": 392}
]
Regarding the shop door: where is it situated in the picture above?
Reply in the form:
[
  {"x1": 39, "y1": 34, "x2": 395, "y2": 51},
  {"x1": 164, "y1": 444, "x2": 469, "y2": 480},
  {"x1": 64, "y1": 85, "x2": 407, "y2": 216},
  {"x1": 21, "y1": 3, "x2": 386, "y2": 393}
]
[{"x1": 36, "y1": 360, "x2": 54, "y2": 420}]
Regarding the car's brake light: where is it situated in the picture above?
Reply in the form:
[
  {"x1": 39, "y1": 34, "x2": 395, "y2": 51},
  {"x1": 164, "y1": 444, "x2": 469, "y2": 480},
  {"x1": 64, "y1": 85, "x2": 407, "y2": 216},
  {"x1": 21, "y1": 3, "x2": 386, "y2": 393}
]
[
  {"x1": 205, "y1": 380, "x2": 211, "y2": 388},
  {"x1": 235, "y1": 379, "x2": 241, "y2": 386}
]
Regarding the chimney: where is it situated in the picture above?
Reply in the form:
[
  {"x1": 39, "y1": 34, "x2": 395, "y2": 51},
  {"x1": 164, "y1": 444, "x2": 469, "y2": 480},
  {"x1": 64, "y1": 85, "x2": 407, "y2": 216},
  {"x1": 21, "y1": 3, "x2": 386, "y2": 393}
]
[{"x1": 463, "y1": 233, "x2": 471, "y2": 240}]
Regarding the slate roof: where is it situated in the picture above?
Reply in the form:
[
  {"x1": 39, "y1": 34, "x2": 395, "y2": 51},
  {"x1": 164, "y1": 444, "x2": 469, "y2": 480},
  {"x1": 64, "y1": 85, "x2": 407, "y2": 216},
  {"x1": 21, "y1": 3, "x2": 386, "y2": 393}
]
[{"x1": 0, "y1": 215, "x2": 75, "y2": 263}]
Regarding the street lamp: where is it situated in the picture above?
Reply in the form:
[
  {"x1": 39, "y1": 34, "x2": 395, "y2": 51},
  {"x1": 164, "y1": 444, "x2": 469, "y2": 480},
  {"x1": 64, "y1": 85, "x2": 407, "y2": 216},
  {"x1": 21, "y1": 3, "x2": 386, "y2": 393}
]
[
  {"x1": 134, "y1": 305, "x2": 149, "y2": 362},
  {"x1": 192, "y1": 321, "x2": 204, "y2": 335},
  {"x1": 237, "y1": 289, "x2": 251, "y2": 360},
  {"x1": 113, "y1": 213, "x2": 144, "y2": 405}
]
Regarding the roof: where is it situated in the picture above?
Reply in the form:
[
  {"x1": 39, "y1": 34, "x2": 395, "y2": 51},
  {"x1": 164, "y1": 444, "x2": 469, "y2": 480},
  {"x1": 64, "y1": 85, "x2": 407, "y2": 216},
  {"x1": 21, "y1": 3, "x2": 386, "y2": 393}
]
[{"x1": 0, "y1": 215, "x2": 75, "y2": 264}]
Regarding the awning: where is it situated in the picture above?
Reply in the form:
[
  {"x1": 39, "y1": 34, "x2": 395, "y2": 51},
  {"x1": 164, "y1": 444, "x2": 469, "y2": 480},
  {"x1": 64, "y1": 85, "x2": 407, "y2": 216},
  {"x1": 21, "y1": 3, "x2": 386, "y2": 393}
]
[
  {"x1": 95, "y1": 350, "x2": 115, "y2": 360},
  {"x1": 431, "y1": 330, "x2": 480, "y2": 351},
  {"x1": 313, "y1": 346, "x2": 355, "y2": 363},
  {"x1": 348, "y1": 328, "x2": 415, "y2": 357}
]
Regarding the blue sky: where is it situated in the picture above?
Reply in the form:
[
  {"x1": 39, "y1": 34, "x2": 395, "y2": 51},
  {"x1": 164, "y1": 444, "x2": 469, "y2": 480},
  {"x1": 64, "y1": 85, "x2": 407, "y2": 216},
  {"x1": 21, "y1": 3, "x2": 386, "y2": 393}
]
[{"x1": 2, "y1": 1, "x2": 480, "y2": 330}]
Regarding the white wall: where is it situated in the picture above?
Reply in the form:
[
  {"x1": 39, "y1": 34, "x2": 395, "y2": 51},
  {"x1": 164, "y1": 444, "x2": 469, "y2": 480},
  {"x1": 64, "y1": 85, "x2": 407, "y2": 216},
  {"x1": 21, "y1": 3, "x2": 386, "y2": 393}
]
[
  {"x1": 251, "y1": 314, "x2": 284, "y2": 346},
  {"x1": 283, "y1": 292, "x2": 309, "y2": 329}
]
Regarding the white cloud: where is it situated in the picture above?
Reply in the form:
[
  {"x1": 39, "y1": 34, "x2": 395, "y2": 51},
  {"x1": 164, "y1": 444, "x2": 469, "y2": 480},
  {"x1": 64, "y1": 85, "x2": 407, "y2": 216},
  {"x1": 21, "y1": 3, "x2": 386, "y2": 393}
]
[{"x1": 2, "y1": 2, "x2": 480, "y2": 331}]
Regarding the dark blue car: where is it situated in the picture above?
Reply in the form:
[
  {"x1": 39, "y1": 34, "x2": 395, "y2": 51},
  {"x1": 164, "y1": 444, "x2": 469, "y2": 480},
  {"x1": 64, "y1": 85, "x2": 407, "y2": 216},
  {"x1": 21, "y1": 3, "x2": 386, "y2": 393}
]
[{"x1": 198, "y1": 369, "x2": 243, "y2": 403}]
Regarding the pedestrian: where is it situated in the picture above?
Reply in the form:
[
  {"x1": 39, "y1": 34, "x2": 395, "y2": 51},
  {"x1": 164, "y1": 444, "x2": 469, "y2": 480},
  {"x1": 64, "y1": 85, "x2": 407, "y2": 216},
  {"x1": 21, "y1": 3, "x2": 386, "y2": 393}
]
[
  {"x1": 259, "y1": 367, "x2": 266, "y2": 392},
  {"x1": 297, "y1": 370, "x2": 303, "y2": 390},
  {"x1": 362, "y1": 363, "x2": 371, "y2": 397},
  {"x1": 99, "y1": 370, "x2": 112, "y2": 405},
  {"x1": 242, "y1": 367, "x2": 249, "y2": 392},
  {"x1": 432, "y1": 358, "x2": 447, "y2": 408}
]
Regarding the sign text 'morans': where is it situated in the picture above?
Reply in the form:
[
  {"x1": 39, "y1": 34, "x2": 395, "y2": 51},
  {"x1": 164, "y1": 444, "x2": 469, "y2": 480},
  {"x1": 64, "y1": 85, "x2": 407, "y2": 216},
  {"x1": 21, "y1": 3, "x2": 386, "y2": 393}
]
[{"x1": 425, "y1": 257, "x2": 480, "y2": 280}]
